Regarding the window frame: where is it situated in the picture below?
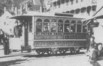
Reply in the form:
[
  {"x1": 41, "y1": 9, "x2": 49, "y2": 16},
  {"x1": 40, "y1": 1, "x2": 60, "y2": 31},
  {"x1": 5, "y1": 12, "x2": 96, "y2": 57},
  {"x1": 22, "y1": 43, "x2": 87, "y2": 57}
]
[
  {"x1": 71, "y1": 20, "x2": 76, "y2": 33},
  {"x1": 58, "y1": 19, "x2": 64, "y2": 32},
  {"x1": 76, "y1": 21, "x2": 82, "y2": 33},
  {"x1": 36, "y1": 18, "x2": 42, "y2": 34},
  {"x1": 50, "y1": 19, "x2": 57, "y2": 33},
  {"x1": 64, "y1": 20, "x2": 71, "y2": 33},
  {"x1": 43, "y1": 19, "x2": 50, "y2": 33}
]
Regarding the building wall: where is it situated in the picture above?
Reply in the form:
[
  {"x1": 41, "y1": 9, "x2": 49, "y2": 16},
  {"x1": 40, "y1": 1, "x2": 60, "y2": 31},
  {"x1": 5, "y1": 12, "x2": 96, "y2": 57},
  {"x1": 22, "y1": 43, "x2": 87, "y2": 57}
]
[
  {"x1": 48, "y1": 0, "x2": 103, "y2": 18},
  {"x1": 14, "y1": 0, "x2": 46, "y2": 15}
]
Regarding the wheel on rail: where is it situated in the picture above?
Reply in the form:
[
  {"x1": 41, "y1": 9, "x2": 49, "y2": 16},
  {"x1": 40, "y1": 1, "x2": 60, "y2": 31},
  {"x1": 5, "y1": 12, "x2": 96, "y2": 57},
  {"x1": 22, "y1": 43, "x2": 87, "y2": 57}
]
[
  {"x1": 59, "y1": 50, "x2": 65, "y2": 54},
  {"x1": 75, "y1": 48, "x2": 80, "y2": 54},
  {"x1": 36, "y1": 50, "x2": 44, "y2": 55},
  {"x1": 39, "y1": 51, "x2": 44, "y2": 55},
  {"x1": 51, "y1": 48, "x2": 58, "y2": 55},
  {"x1": 70, "y1": 48, "x2": 75, "y2": 54},
  {"x1": 47, "y1": 51, "x2": 51, "y2": 55},
  {"x1": 75, "y1": 49, "x2": 80, "y2": 53}
]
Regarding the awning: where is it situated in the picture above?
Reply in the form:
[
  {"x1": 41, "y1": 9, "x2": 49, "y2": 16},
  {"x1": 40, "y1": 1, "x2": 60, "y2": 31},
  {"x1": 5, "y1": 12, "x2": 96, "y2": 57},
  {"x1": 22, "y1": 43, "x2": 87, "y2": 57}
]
[
  {"x1": 87, "y1": 6, "x2": 92, "y2": 14},
  {"x1": 75, "y1": 8, "x2": 80, "y2": 14},
  {"x1": 81, "y1": 7, "x2": 86, "y2": 13},
  {"x1": 70, "y1": 10, "x2": 74, "y2": 13},
  {"x1": 92, "y1": 5, "x2": 96, "y2": 11}
]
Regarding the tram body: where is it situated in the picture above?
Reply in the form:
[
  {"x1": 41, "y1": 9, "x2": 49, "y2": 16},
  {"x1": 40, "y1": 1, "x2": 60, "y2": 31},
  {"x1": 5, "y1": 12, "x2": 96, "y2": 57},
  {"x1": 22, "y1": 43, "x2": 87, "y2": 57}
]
[{"x1": 10, "y1": 14, "x2": 89, "y2": 54}]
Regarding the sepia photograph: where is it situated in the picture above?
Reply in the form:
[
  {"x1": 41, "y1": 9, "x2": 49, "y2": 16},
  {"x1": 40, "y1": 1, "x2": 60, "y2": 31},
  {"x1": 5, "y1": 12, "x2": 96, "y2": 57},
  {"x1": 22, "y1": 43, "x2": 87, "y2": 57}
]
[{"x1": 0, "y1": 0, "x2": 103, "y2": 66}]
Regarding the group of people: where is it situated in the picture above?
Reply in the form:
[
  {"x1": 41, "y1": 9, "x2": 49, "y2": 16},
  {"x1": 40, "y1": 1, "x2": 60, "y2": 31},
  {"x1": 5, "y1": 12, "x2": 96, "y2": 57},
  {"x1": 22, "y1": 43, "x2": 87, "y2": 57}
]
[
  {"x1": 0, "y1": 29, "x2": 10, "y2": 55},
  {"x1": 87, "y1": 36, "x2": 103, "y2": 63}
]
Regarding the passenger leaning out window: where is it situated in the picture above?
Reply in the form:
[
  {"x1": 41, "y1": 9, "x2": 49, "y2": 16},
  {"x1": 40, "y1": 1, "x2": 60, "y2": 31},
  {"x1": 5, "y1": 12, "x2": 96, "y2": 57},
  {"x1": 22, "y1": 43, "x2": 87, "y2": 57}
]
[{"x1": 66, "y1": 26, "x2": 72, "y2": 32}]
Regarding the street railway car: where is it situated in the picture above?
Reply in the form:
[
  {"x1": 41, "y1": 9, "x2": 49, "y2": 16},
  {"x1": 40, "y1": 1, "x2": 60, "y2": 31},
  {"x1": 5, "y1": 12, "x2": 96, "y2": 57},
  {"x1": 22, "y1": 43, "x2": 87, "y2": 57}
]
[{"x1": 10, "y1": 13, "x2": 89, "y2": 55}]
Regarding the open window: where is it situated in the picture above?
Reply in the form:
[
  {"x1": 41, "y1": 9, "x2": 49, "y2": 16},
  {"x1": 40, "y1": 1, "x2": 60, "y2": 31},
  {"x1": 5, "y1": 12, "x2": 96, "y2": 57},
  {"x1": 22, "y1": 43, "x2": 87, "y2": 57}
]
[
  {"x1": 77, "y1": 21, "x2": 82, "y2": 33},
  {"x1": 43, "y1": 19, "x2": 50, "y2": 32},
  {"x1": 71, "y1": 20, "x2": 76, "y2": 32},
  {"x1": 36, "y1": 19, "x2": 42, "y2": 34},
  {"x1": 50, "y1": 19, "x2": 57, "y2": 32},
  {"x1": 58, "y1": 20, "x2": 63, "y2": 32},
  {"x1": 64, "y1": 20, "x2": 71, "y2": 33}
]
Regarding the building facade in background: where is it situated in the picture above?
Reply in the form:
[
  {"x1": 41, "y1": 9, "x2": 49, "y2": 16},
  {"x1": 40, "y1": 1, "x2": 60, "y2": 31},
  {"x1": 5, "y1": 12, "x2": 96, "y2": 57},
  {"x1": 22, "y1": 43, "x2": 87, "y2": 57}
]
[
  {"x1": 12, "y1": 0, "x2": 46, "y2": 15},
  {"x1": 47, "y1": 0, "x2": 103, "y2": 18},
  {"x1": 45, "y1": 0, "x2": 103, "y2": 44}
]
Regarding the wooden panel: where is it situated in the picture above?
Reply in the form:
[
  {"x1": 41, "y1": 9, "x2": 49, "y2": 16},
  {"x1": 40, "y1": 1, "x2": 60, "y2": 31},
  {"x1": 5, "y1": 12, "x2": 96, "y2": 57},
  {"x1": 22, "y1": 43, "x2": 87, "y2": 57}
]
[
  {"x1": 33, "y1": 41, "x2": 88, "y2": 49},
  {"x1": 34, "y1": 33, "x2": 88, "y2": 40},
  {"x1": 64, "y1": 33, "x2": 88, "y2": 39}
]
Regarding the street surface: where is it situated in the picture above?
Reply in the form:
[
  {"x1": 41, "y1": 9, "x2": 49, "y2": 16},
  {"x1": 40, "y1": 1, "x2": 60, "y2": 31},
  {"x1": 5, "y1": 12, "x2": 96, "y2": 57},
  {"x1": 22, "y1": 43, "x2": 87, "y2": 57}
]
[{"x1": 0, "y1": 51, "x2": 103, "y2": 66}]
